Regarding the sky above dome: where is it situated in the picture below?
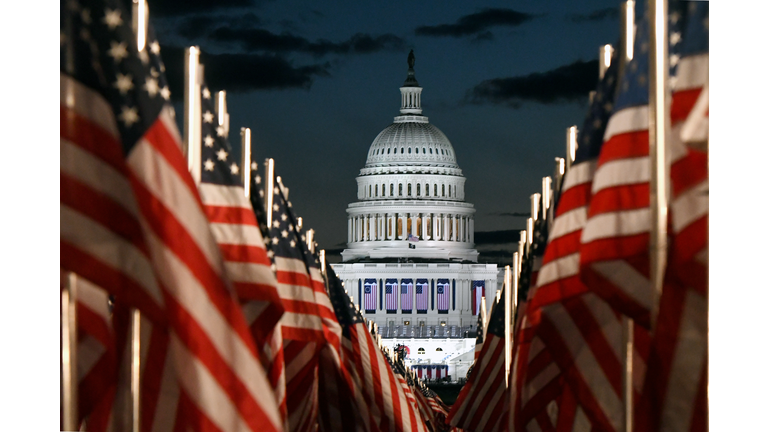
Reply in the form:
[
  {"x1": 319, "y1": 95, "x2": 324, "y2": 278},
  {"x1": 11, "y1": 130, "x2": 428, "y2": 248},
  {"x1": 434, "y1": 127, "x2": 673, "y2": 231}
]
[{"x1": 149, "y1": 0, "x2": 624, "y2": 258}]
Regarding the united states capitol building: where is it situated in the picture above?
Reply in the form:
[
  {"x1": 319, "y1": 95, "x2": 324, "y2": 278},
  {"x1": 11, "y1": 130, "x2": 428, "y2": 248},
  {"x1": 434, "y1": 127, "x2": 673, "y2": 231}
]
[{"x1": 331, "y1": 52, "x2": 500, "y2": 382}]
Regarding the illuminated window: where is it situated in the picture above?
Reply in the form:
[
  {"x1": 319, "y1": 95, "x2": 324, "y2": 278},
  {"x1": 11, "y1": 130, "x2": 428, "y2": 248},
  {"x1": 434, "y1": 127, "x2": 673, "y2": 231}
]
[
  {"x1": 436, "y1": 347, "x2": 443, "y2": 351},
  {"x1": 417, "y1": 347, "x2": 425, "y2": 354}
]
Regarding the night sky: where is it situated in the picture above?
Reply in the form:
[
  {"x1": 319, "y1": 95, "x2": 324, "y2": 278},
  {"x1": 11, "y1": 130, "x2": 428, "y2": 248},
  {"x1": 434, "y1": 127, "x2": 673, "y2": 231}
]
[{"x1": 147, "y1": 0, "x2": 630, "y2": 261}]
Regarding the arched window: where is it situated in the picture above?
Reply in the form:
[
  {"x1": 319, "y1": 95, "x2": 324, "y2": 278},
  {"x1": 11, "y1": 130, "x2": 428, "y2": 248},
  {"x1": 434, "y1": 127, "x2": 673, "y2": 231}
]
[
  {"x1": 426, "y1": 184, "x2": 429, "y2": 196},
  {"x1": 429, "y1": 148, "x2": 433, "y2": 154},
  {"x1": 383, "y1": 183, "x2": 386, "y2": 197},
  {"x1": 436, "y1": 347, "x2": 443, "y2": 352},
  {"x1": 390, "y1": 184, "x2": 394, "y2": 196},
  {"x1": 407, "y1": 183, "x2": 412, "y2": 196},
  {"x1": 417, "y1": 348, "x2": 425, "y2": 354},
  {"x1": 408, "y1": 147, "x2": 412, "y2": 154},
  {"x1": 416, "y1": 184, "x2": 421, "y2": 196},
  {"x1": 388, "y1": 148, "x2": 391, "y2": 154},
  {"x1": 401, "y1": 148, "x2": 404, "y2": 154},
  {"x1": 434, "y1": 184, "x2": 437, "y2": 196},
  {"x1": 369, "y1": 185, "x2": 372, "y2": 197},
  {"x1": 415, "y1": 147, "x2": 419, "y2": 154},
  {"x1": 442, "y1": 184, "x2": 445, "y2": 196},
  {"x1": 399, "y1": 184, "x2": 403, "y2": 196},
  {"x1": 448, "y1": 185, "x2": 451, "y2": 197},
  {"x1": 375, "y1": 184, "x2": 378, "y2": 197},
  {"x1": 423, "y1": 147, "x2": 426, "y2": 154}
]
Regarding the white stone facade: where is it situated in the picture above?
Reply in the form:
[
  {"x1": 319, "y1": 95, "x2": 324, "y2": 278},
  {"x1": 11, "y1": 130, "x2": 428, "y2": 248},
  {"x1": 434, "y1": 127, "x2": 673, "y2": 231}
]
[{"x1": 332, "y1": 55, "x2": 498, "y2": 381}]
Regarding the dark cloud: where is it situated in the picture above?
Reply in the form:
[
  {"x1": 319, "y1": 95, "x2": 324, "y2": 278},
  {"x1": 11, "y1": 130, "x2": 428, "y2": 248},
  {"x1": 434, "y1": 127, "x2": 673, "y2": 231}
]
[
  {"x1": 161, "y1": 46, "x2": 330, "y2": 99},
  {"x1": 466, "y1": 59, "x2": 599, "y2": 107},
  {"x1": 149, "y1": 0, "x2": 257, "y2": 17},
  {"x1": 568, "y1": 7, "x2": 620, "y2": 23},
  {"x1": 474, "y1": 230, "x2": 519, "y2": 245},
  {"x1": 415, "y1": 8, "x2": 535, "y2": 38},
  {"x1": 175, "y1": 13, "x2": 262, "y2": 39},
  {"x1": 207, "y1": 27, "x2": 405, "y2": 56}
]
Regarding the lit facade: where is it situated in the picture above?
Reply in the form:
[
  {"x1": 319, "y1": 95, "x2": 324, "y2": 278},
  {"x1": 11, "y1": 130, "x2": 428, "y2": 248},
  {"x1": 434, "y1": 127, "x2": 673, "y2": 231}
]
[{"x1": 331, "y1": 53, "x2": 499, "y2": 381}]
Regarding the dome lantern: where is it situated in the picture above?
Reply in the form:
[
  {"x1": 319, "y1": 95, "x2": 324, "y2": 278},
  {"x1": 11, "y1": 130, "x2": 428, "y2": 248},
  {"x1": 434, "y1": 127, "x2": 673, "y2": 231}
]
[{"x1": 400, "y1": 50, "x2": 423, "y2": 115}]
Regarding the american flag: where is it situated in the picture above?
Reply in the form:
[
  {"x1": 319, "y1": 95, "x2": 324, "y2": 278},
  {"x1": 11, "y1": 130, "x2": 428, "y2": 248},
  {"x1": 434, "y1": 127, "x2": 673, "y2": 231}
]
[
  {"x1": 637, "y1": 3, "x2": 709, "y2": 431},
  {"x1": 266, "y1": 178, "x2": 342, "y2": 432},
  {"x1": 386, "y1": 280, "x2": 398, "y2": 312},
  {"x1": 60, "y1": 2, "x2": 282, "y2": 430},
  {"x1": 197, "y1": 81, "x2": 284, "y2": 348},
  {"x1": 415, "y1": 279, "x2": 429, "y2": 312},
  {"x1": 473, "y1": 307, "x2": 484, "y2": 361},
  {"x1": 71, "y1": 275, "x2": 129, "y2": 430},
  {"x1": 471, "y1": 281, "x2": 484, "y2": 316},
  {"x1": 578, "y1": 3, "x2": 660, "y2": 328},
  {"x1": 364, "y1": 279, "x2": 377, "y2": 312},
  {"x1": 400, "y1": 279, "x2": 413, "y2": 312},
  {"x1": 510, "y1": 36, "x2": 653, "y2": 431},
  {"x1": 436, "y1": 280, "x2": 450, "y2": 312},
  {"x1": 447, "y1": 285, "x2": 510, "y2": 432},
  {"x1": 326, "y1": 267, "x2": 428, "y2": 432}
]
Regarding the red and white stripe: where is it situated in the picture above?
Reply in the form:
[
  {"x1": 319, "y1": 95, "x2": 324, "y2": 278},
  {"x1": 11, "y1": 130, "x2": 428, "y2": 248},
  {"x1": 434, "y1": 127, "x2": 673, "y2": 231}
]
[
  {"x1": 343, "y1": 322, "x2": 428, "y2": 432},
  {"x1": 637, "y1": 49, "x2": 708, "y2": 432},
  {"x1": 199, "y1": 180, "x2": 287, "y2": 423},
  {"x1": 579, "y1": 103, "x2": 654, "y2": 328},
  {"x1": 448, "y1": 334, "x2": 509, "y2": 432},
  {"x1": 61, "y1": 74, "x2": 283, "y2": 432}
]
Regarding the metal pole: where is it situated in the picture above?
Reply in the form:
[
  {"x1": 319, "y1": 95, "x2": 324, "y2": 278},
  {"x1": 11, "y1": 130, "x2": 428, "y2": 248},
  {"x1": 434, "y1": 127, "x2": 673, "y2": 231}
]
[
  {"x1": 132, "y1": 0, "x2": 148, "y2": 53},
  {"x1": 131, "y1": 309, "x2": 141, "y2": 432},
  {"x1": 503, "y1": 264, "x2": 512, "y2": 387},
  {"x1": 184, "y1": 46, "x2": 202, "y2": 182},
  {"x1": 296, "y1": 217, "x2": 303, "y2": 232},
  {"x1": 61, "y1": 272, "x2": 78, "y2": 431},
  {"x1": 542, "y1": 177, "x2": 552, "y2": 221},
  {"x1": 517, "y1": 231, "x2": 526, "y2": 277},
  {"x1": 622, "y1": 316, "x2": 634, "y2": 432},
  {"x1": 241, "y1": 128, "x2": 251, "y2": 198},
  {"x1": 265, "y1": 158, "x2": 275, "y2": 228},
  {"x1": 530, "y1": 193, "x2": 541, "y2": 222},
  {"x1": 566, "y1": 126, "x2": 578, "y2": 172},
  {"x1": 216, "y1": 90, "x2": 230, "y2": 138},
  {"x1": 649, "y1": 0, "x2": 669, "y2": 329},
  {"x1": 600, "y1": 44, "x2": 614, "y2": 79},
  {"x1": 307, "y1": 229, "x2": 315, "y2": 254},
  {"x1": 131, "y1": 5, "x2": 148, "y2": 428}
]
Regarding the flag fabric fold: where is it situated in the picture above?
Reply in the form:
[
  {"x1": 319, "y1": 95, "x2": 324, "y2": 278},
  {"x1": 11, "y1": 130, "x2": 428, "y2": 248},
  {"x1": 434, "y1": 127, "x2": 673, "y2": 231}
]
[{"x1": 61, "y1": 1, "x2": 282, "y2": 430}]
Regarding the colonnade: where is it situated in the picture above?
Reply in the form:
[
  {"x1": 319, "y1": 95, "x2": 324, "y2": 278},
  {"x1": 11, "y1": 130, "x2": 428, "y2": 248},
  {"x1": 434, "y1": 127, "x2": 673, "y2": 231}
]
[{"x1": 348, "y1": 212, "x2": 474, "y2": 244}]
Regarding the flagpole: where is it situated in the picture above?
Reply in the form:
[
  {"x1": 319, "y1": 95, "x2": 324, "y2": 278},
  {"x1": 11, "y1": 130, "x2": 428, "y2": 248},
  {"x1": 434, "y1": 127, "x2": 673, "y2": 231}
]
[
  {"x1": 61, "y1": 272, "x2": 78, "y2": 432},
  {"x1": 216, "y1": 91, "x2": 230, "y2": 138},
  {"x1": 265, "y1": 158, "x2": 275, "y2": 228},
  {"x1": 241, "y1": 128, "x2": 251, "y2": 198},
  {"x1": 130, "y1": 5, "x2": 148, "y2": 431},
  {"x1": 648, "y1": 0, "x2": 669, "y2": 328},
  {"x1": 566, "y1": 126, "x2": 578, "y2": 172},
  {"x1": 184, "y1": 46, "x2": 203, "y2": 183},
  {"x1": 504, "y1": 264, "x2": 513, "y2": 387}
]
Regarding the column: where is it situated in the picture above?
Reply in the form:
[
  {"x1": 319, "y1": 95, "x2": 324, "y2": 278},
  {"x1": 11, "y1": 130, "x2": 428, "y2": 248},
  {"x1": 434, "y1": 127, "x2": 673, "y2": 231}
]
[
  {"x1": 355, "y1": 215, "x2": 360, "y2": 242},
  {"x1": 400, "y1": 214, "x2": 406, "y2": 240},
  {"x1": 348, "y1": 217, "x2": 352, "y2": 243},
  {"x1": 452, "y1": 215, "x2": 457, "y2": 241},
  {"x1": 363, "y1": 214, "x2": 368, "y2": 241},
  {"x1": 387, "y1": 214, "x2": 393, "y2": 240},
  {"x1": 411, "y1": 213, "x2": 418, "y2": 238},
  {"x1": 470, "y1": 218, "x2": 474, "y2": 243},
  {"x1": 422, "y1": 213, "x2": 429, "y2": 240},
  {"x1": 442, "y1": 214, "x2": 449, "y2": 241}
]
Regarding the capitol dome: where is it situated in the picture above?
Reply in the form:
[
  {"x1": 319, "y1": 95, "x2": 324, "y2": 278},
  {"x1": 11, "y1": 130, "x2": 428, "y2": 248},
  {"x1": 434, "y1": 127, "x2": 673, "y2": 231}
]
[
  {"x1": 364, "y1": 118, "x2": 459, "y2": 169},
  {"x1": 341, "y1": 50, "x2": 478, "y2": 262}
]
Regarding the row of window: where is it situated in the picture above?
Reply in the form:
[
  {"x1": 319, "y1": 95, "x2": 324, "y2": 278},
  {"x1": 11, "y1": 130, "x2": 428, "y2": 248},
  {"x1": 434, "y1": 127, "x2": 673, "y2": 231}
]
[
  {"x1": 371, "y1": 146, "x2": 452, "y2": 157},
  {"x1": 366, "y1": 182, "x2": 457, "y2": 199},
  {"x1": 360, "y1": 279, "x2": 485, "y2": 315}
]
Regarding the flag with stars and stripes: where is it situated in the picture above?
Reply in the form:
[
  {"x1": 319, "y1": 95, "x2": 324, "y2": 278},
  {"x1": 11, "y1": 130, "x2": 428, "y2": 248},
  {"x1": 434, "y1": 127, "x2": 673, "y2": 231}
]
[
  {"x1": 400, "y1": 279, "x2": 413, "y2": 313},
  {"x1": 637, "y1": 3, "x2": 709, "y2": 431},
  {"x1": 326, "y1": 266, "x2": 428, "y2": 432},
  {"x1": 436, "y1": 279, "x2": 450, "y2": 312},
  {"x1": 60, "y1": 1, "x2": 282, "y2": 431},
  {"x1": 473, "y1": 306, "x2": 484, "y2": 361},
  {"x1": 197, "y1": 82, "x2": 289, "y2": 424},
  {"x1": 385, "y1": 280, "x2": 398, "y2": 312},
  {"x1": 510, "y1": 37, "x2": 650, "y2": 432},
  {"x1": 364, "y1": 279, "x2": 377, "y2": 313},
  {"x1": 415, "y1": 279, "x2": 429, "y2": 312},
  {"x1": 447, "y1": 285, "x2": 510, "y2": 432}
]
